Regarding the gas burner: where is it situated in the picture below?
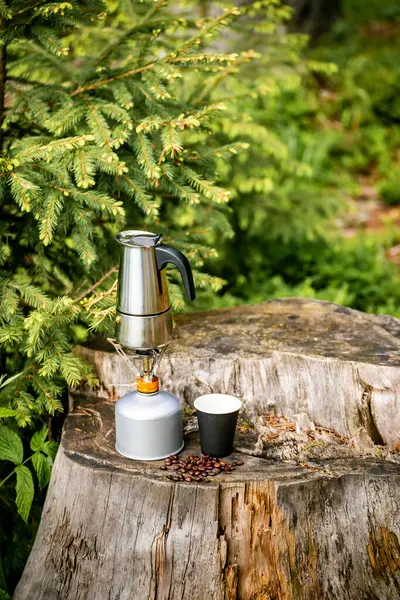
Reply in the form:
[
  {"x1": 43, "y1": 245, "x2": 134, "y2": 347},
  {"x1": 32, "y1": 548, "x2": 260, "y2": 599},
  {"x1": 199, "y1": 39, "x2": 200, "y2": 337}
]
[{"x1": 112, "y1": 230, "x2": 195, "y2": 460}]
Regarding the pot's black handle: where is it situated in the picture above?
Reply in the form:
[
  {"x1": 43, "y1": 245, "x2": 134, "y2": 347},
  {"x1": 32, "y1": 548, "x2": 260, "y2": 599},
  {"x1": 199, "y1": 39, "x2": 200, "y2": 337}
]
[{"x1": 155, "y1": 244, "x2": 196, "y2": 301}]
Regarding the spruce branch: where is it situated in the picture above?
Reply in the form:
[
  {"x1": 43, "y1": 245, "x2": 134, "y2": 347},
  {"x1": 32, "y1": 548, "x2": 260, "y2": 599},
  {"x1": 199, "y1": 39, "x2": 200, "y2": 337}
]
[
  {"x1": 171, "y1": 7, "x2": 241, "y2": 56},
  {"x1": 194, "y1": 50, "x2": 256, "y2": 105},
  {"x1": 82, "y1": 279, "x2": 118, "y2": 310},
  {"x1": 71, "y1": 62, "x2": 157, "y2": 96},
  {"x1": 71, "y1": 8, "x2": 241, "y2": 97},
  {"x1": 74, "y1": 266, "x2": 118, "y2": 303},
  {"x1": 71, "y1": 53, "x2": 239, "y2": 97},
  {"x1": 96, "y1": 0, "x2": 168, "y2": 65}
]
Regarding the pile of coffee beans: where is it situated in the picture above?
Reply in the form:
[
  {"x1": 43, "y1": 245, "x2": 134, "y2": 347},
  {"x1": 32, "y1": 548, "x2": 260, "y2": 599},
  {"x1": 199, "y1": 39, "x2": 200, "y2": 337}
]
[{"x1": 160, "y1": 454, "x2": 244, "y2": 483}]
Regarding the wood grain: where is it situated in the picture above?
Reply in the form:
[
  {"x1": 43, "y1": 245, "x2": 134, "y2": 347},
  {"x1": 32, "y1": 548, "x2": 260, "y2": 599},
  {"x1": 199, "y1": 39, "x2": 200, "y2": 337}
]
[
  {"x1": 76, "y1": 299, "x2": 400, "y2": 448},
  {"x1": 14, "y1": 392, "x2": 400, "y2": 599},
  {"x1": 14, "y1": 299, "x2": 400, "y2": 599}
]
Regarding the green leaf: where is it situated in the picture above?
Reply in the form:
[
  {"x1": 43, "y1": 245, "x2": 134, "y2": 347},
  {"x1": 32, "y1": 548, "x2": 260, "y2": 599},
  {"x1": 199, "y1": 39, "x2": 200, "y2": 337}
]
[
  {"x1": 0, "y1": 589, "x2": 11, "y2": 600},
  {"x1": 0, "y1": 371, "x2": 23, "y2": 389},
  {"x1": 15, "y1": 465, "x2": 34, "y2": 523},
  {"x1": 0, "y1": 426, "x2": 23, "y2": 464},
  {"x1": 32, "y1": 452, "x2": 51, "y2": 489},
  {"x1": 42, "y1": 441, "x2": 59, "y2": 461},
  {"x1": 0, "y1": 408, "x2": 17, "y2": 418},
  {"x1": 30, "y1": 425, "x2": 48, "y2": 452}
]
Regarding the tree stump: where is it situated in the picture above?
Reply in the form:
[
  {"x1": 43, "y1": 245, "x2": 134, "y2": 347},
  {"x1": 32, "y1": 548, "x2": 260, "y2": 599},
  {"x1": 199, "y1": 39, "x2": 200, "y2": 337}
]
[{"x1": 14, "y1": 299, "x2": 400, "y2": 600}]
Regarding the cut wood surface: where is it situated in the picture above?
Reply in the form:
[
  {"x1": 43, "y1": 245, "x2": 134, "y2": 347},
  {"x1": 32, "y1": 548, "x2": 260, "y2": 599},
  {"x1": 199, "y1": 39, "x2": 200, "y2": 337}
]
[
  {"x1": 77, "y1": 298, "x2": 400, "y2": 448},
  {"x1": 14, "y1": 299, "x2": 400, "y2": 600}
]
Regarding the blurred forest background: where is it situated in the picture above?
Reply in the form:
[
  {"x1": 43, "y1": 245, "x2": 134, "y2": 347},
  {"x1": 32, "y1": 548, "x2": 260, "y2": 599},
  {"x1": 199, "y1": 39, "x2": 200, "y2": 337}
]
[
  {"x1": 0, "y1": 0, "x2": 400, "y2": 595},
  {"x1": 197, "y1": 0, "x2": 400, "y2": 316}
]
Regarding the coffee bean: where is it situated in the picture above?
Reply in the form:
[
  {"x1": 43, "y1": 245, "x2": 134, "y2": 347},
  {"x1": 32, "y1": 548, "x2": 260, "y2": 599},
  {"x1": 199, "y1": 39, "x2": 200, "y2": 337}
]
[{"x1": 161, "y1": 453, "x2": 243, "y2": 482}]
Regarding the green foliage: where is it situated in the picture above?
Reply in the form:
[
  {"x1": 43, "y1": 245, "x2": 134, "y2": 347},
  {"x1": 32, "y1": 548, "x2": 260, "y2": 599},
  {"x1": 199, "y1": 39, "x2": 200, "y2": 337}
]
[
  {"x1": 0, "y1": 425, "x2": 54, "y2": 523},
  {"x1": 194, "y1": 0, "x2": 400, "y2": 316},
  {"x1": 0, "y1": 422, "x2": 56, "y2": 594},
  {"x1": 0, "y1": 426, "x2": 23, "y2": 465},
  {"x1": 1, "y1": 0, "x2": 251, "y2": 437},
  {"x1": 2, "y1": 0, "x2": 400, "y2": 593},
  {"x1": 0, "y1": 0, "x2": 304, "y2": 593}
]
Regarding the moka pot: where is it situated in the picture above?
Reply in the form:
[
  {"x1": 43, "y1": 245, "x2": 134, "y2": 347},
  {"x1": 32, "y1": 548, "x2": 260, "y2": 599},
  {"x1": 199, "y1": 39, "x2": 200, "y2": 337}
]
[
  {"x1": 114, "y1": 230, "x2": 195, "y2": 460},
  {"x1": 115, "y1": 230, "x2": 195, "y2": 351}
]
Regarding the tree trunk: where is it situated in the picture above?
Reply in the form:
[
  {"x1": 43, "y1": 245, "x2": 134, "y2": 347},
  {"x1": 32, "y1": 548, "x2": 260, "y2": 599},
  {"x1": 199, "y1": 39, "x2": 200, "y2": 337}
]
[
  {"x1": 14, "y1": 299, "x2": 400, "y2": 600},
  {"x1": 76, "y1": 299, "x2": 400, "y2": 449},
  {"x1": 0, "y1": 14, "x2": 7, "y2": 152},
  {"x1": 287, "y1": 0, "x2": 341, "y2": 40}
]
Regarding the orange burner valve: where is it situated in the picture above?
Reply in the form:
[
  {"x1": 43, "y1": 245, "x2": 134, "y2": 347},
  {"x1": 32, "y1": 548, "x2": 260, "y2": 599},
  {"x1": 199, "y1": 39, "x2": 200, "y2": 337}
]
[{"x1": 137, "y1": 376, "x2": 159, "y2": 394}]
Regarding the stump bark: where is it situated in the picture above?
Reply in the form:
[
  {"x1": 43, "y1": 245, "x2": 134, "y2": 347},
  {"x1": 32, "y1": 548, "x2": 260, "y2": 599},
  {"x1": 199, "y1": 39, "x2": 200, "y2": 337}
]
[{"x1": 14, "y1": 299, "x2": 400, "y2": 600}]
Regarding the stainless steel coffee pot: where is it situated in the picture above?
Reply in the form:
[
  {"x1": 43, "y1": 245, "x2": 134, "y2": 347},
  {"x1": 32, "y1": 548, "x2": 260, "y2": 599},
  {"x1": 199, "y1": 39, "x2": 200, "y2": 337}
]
[
  {"x1": 115, "y1": 230, "x2": 195, "y2": 351},
  {"x1": 114, "y1": 230, "x2": 195, "y2": 461}
]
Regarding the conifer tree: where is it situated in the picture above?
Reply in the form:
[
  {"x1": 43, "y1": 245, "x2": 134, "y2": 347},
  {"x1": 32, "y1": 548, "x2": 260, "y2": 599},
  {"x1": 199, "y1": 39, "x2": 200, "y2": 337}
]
[{"x1": 0, "y1": 0, "x2": 249, "y2": 574}]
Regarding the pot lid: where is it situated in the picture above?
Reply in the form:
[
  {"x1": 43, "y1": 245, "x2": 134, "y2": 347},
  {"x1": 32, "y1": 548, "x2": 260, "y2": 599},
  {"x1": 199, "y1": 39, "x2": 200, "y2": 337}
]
[{"x1": 115, "y1": 230, "x2": 162, "y2": 247}]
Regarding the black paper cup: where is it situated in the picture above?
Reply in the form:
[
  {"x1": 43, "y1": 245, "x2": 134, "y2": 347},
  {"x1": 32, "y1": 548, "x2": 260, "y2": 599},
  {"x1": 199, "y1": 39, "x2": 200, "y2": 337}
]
[{"x1": 194, "y1": 394, "x2": 242, "y2": 458}]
